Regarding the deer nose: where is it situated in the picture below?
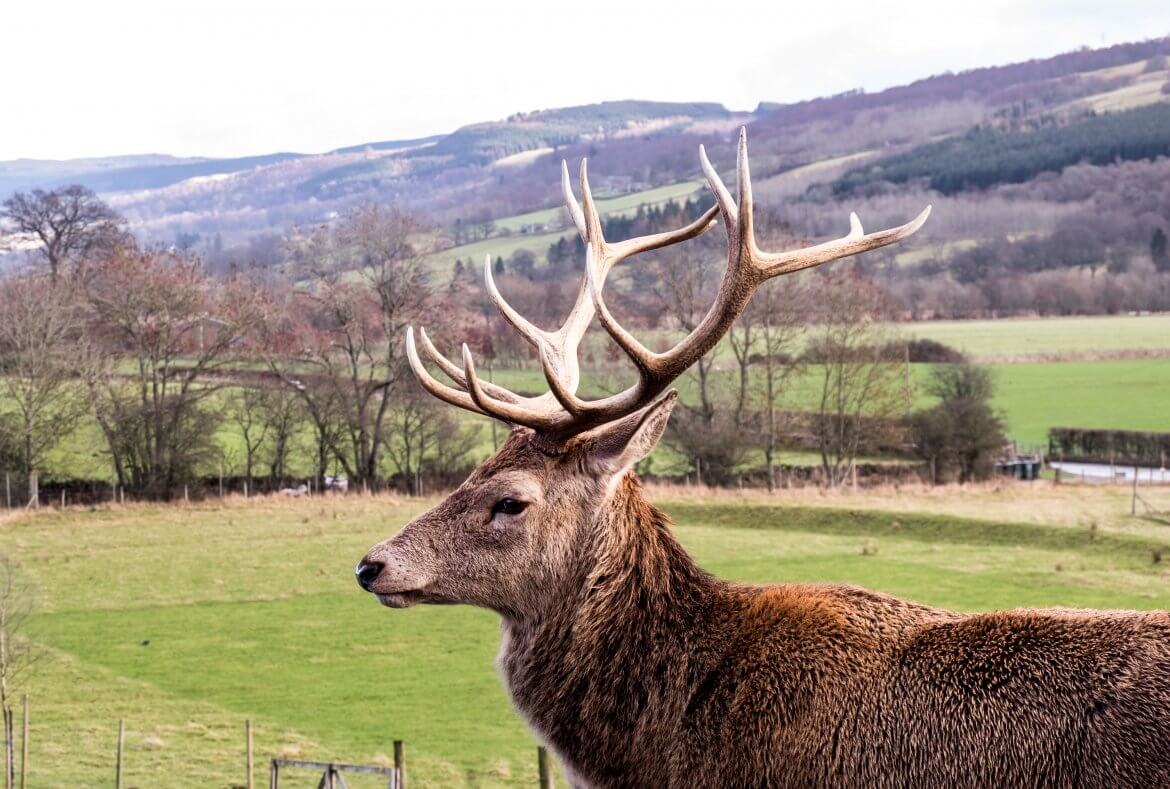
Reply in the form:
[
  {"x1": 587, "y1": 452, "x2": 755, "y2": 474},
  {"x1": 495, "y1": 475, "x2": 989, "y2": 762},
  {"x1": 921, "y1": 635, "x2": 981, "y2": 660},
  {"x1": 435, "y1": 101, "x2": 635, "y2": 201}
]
[{"x1": 355, "y1": 559, "x2": 384, "y2": 592}]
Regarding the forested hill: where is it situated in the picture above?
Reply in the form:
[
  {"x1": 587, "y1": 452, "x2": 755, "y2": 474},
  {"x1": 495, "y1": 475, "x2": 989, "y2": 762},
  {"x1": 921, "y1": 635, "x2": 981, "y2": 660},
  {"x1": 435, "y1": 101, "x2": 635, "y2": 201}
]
[{"x1": 831, "y1": 102, "x2": 1170, "y2": 196}]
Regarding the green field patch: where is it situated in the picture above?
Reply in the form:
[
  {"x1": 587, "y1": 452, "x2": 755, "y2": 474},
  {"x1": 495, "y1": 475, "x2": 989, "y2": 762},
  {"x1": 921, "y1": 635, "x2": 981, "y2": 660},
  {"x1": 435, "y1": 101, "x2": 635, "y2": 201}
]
[
  {"x1": 904, "y1": 314, "x2": 1170, "y2": 360},
  {"x1": 8, "y1": 496, "x2": 1170, "y2": 784}
]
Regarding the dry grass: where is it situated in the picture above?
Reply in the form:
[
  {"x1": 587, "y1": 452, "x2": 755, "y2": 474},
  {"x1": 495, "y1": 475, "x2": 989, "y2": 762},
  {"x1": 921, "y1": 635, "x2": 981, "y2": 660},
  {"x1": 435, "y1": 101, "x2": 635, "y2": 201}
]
[{"x1": 649, "y1": 478, "x2": 1170, "y2": 538}]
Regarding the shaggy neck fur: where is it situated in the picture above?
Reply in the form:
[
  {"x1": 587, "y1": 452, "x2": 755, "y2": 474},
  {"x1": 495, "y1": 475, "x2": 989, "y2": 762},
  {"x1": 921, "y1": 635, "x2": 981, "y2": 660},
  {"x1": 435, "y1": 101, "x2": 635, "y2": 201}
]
[{"x1": 499, "y1": 474, "x2": 722, "y2": 786}]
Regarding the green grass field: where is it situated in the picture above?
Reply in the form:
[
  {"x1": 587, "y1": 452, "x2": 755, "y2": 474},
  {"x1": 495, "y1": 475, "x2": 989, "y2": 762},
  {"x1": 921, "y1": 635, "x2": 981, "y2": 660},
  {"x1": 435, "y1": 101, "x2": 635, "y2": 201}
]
[
  {"x1": 492, "y1": 180, "x2": 704, "y2": 233},
  {"x1": 5, "y1": 489, "x2": 1170, "y2": 786},
  {"x1": 904, "y1": 314, "x2": 1170, "y2": 360},
  {"x1": 431, "y1": 179, "x2": 706, "y2": 269},
  {"x1": 988, "y1": 358, "x2": 1170, "y2": 445}
]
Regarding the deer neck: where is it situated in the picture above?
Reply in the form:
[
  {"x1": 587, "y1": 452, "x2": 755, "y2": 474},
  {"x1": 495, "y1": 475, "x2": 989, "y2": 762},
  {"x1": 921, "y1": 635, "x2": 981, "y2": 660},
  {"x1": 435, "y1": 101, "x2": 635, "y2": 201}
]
[{"x1": 498, "y1": 475, "x2": 718, "y2": 780}]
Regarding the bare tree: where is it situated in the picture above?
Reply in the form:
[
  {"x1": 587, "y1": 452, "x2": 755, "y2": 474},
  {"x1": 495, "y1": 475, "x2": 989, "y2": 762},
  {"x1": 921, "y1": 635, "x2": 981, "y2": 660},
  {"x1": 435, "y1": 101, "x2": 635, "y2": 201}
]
[
  {"x1": 268, "y1": 205, "x2": 433, "y2": 490},
  {"x1": 383, "y1": 388, "x2": 480, "y2": 494},
  {"x1": 257, "y1": 384, "x2": 305, "y2": 482},
  {"x1": 0, "y1": 186, "x2": 128, "y2": 279},
  {"x1": 228, "y1": 387, "x2": 271, "y2": 490},
  {"x1": 0, "y1": 276, "x2": 87, "y2": 481},
  {"x1": 808, "y1": 271, "x2": 907, "y2": 487},
  {"x1": 743, "y1": 279, "x2": 807, "y2": 490},
  {"x1": 83, "y1": 248, "x2": 261, "y2": 498}
]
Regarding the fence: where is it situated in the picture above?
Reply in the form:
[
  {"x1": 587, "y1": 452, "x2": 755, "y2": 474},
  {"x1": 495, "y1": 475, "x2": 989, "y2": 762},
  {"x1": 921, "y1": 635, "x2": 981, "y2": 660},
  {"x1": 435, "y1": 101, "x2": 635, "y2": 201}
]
[
  {"x1": 15, "y1": 708, "x2": 557, "y2": 788},
  {"x1": 1048, "y1": 427, "x2": 1170, "y2": 468}
]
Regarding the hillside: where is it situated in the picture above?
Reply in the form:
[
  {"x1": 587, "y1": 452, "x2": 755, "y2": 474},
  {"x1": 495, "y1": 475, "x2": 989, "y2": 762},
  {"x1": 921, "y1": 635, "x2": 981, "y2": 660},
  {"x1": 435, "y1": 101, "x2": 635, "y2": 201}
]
[{"x1": 2, "y1": 36, "x2": 1170, "y2": 321}]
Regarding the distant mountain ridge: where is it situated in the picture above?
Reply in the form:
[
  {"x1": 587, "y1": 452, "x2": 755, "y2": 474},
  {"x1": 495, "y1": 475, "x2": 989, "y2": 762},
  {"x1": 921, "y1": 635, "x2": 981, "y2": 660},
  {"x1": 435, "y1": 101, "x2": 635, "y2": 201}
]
[
  {"x1": 2, "y1": 36, "x2": 1168, "y2": 253},
  {"x1": 0, "y1": 100, "x2": 737, "y2": 197}
]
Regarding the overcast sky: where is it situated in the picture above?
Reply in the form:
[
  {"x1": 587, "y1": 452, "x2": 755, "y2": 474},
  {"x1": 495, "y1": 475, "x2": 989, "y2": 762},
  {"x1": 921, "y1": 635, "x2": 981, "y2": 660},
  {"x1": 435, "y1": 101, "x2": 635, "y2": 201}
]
[{"x1": 3, "y1": 0, "x2": 1167, "y2": 161}]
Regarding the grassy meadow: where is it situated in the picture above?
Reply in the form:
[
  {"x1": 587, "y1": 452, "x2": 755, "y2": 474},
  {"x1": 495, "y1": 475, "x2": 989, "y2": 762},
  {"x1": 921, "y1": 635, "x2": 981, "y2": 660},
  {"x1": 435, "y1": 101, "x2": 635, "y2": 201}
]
[
  {"x1": 5, "y1": 483, "x2": 1170, "y2": 786},
  {"x1": 904, "y1": 313, "x2": 1170, "y2": 360}
]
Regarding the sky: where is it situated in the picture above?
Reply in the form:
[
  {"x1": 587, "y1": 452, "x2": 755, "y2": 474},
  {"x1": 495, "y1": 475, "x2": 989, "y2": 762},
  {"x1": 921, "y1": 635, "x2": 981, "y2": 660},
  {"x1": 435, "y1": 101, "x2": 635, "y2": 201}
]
[{"x1": 2, "y1": 0, "x2": 1168, "y2": 161}]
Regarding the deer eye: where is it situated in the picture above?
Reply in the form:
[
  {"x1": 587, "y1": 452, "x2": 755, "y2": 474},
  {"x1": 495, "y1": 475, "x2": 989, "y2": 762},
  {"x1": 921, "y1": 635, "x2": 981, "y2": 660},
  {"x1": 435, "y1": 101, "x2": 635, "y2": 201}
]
[{"x1": 491, "y1": 498, "x2": 528, "y2": 517}]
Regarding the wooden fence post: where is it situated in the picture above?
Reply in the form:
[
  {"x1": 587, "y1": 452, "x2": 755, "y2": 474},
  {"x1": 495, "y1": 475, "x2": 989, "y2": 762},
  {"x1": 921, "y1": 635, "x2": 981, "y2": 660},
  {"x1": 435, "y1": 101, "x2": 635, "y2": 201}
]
[
  {"x1": 18, "y1": 696, "x2": 26, "y2": 789},
  {"x1": 4, "y1": 474, "x2": 9, "y2": 509},
  {"x1": 537, "y1": 746, "x2": 553, "y2": 789},
  {"x1": 245, "y1": 719, "x2": 254, "y2": 789},
  {"x1": 115, "y1": 720, "x2": 124, "y2": 789},
  {"x1": 1132, "y1": 465, "x2": 1139, "y2": 516},
  {"x1": 394, "y1": 739, "x2": 405, "y2": 789}
]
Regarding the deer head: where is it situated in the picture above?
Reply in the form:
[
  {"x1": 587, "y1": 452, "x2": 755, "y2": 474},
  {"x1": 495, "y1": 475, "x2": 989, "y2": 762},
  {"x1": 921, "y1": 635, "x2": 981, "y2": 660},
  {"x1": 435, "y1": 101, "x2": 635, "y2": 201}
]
[{"x1": 356, "y1": 130, "x2": 929, "y2": 619}]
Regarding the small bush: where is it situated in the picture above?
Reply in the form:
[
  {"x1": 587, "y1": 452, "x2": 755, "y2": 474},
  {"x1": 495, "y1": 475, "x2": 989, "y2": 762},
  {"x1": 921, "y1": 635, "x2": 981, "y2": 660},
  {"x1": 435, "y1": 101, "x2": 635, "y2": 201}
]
[{"x1": 904, "y1": 338, "x2": 967, "y2": 363}]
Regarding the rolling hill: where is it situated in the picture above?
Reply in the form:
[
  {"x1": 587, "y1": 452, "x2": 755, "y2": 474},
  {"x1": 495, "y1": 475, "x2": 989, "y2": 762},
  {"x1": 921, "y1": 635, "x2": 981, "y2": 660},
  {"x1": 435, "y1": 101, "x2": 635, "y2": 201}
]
[{"x1": 2, "y1": 36, "x2": 1169, "y2": 313}]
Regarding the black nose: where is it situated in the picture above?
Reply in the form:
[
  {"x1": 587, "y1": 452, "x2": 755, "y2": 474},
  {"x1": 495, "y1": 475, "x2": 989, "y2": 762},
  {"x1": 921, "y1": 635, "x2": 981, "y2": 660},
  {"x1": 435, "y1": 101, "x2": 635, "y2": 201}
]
[{"x1": 355, "y1": 559, "x2": 384, "y2": 592}]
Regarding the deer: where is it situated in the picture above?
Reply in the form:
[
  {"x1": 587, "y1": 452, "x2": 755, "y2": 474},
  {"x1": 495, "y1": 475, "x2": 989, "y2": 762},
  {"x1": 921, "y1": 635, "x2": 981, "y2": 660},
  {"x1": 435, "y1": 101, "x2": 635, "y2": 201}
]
[{"x1": 356, "y1": 131, "x2": 1170, "y2": 787}]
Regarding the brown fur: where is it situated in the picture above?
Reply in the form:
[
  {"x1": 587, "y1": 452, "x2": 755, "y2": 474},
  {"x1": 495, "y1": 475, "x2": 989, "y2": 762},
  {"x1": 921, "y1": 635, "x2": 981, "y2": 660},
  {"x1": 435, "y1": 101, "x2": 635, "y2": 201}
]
[{"x1": 362, "y1": 429, "x2": 1170, "y2": 788}]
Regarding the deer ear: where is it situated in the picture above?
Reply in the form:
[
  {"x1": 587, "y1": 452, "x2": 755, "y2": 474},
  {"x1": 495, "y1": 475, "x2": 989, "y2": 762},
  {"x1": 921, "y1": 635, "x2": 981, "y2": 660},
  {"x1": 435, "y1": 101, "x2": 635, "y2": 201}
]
[{"x1": 586, "y1": 391, "x2": 678, "y2": 475}]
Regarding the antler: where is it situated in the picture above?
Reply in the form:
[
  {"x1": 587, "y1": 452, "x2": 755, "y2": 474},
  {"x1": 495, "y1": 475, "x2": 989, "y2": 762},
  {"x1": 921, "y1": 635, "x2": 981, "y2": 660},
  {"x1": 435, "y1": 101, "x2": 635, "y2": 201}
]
[
  {"x1": 408, "y1": 129, "x2": 930, "y2": 440},
  {"x1": 407, "y1": 157, "x2": 718, "y2": 434}
]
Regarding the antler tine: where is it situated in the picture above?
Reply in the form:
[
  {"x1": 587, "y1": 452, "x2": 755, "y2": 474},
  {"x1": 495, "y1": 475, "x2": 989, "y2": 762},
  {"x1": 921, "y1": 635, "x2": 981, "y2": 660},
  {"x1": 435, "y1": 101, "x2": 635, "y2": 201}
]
[
  {"x1": 406, "y1": 328, "x2": 488, "y2": 415},
  {"x1": 416, "y1": 326, "x2": 466, "y2": 381},
  {"x1": 461, "y1": 344, "x2": 561, "y2": 431},
  {"x1": 699, "y1": 142, "x2": 738, "y2": 240},
  {"x1": 484, "y1": 255, "x2": 550, "y2": 350},
  {"x1": 577, "y1": 159, "x2": 602, "y2": 244},
  {"x1": 538, "y1": 342, "x2": 586, "y2": 415},
  {"x1": 561, "y1": 160, "x2": 587, "y2": 240},
  {"x1": 736, "y1": 128, "x2": 754, "y2": 254},
  {"x1": 751, "y1": 204, "x2": 932, "y2": 277},
  {"x1": 584, "y1": 243, "x2": 657, "y2": 378},
  {"x1": 607, "y1": 205, "x2": 719, "y2": 263},
  {"x1": 416, "y1": 327, "x2": 523, "y2": 405}
]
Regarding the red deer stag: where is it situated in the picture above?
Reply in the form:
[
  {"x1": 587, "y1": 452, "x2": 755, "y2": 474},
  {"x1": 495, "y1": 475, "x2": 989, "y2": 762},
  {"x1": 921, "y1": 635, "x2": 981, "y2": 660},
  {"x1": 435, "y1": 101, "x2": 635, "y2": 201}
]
[{"x1": 357, "y1": 131, "x2": 1170, "y2": 787}]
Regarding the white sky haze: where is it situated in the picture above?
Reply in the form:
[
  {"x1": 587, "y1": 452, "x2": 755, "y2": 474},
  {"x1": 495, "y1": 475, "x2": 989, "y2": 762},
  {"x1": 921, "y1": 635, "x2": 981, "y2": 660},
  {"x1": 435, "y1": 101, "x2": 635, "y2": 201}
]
[{"x1": 2, "y1": 0, "x2": 1168, "y2": 160}]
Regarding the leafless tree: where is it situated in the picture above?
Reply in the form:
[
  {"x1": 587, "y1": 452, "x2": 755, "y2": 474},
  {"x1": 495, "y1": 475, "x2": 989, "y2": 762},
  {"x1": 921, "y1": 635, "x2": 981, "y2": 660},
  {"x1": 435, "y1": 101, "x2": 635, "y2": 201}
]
[
  {"x1": 0, "y1": 276, "x2": 88, "y2": 480},
  {"x1": 269, "y1": 205, "x2": 433, "y2": 490},
  {"x1": 0, "y1": 186, "x2": 128, "y2": 279},
  {"x1": 808, "y1": 270, "x2": 907, "y2": 487},
  {"x1": 228, "y1": 387, "x2": 271, "y2": 489},
  {"x1": 257, "y1": 384, "x2": 305, "y2": 481},
  {"x1": 82, "y1": 249, "x2": 261, "y2": 497},
  {"x1": 743, "y1": 279, "x2": 807, "y2": 490},
  {"x1": 382, "y1": 388, "x2": 480, "y2": 494}
]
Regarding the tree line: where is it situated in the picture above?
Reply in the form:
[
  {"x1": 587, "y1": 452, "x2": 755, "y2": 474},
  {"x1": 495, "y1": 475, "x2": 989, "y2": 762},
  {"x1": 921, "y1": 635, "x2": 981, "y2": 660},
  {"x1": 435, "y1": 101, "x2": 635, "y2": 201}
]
[{"x1": 0, "y1": 186, "x2": 1008, "y2": 500}]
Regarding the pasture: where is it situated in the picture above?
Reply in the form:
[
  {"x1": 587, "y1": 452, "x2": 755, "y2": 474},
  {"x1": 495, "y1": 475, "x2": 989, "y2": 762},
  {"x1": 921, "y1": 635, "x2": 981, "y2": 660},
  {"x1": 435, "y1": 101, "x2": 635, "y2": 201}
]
[
  {"x1": 5, "y1": 483, "x2": 1170, "y2": 786},
  {"x1": 904, "y1": 314, "x2": 1170, "y2": 360}
]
